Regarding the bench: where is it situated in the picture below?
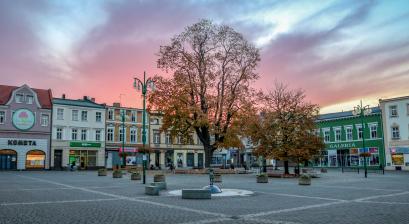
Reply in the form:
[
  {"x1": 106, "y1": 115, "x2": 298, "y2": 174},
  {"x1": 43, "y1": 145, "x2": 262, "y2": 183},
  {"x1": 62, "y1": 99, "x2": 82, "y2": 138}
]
[
  {"x1": 145, "y1": 186, "x2": 160, "y2": 196},
  {"x1": 182, "y1": 189, "x2": 211, "y2": 199},
  {"x1": 150, "y1": 182, "x2": 167, "y2": 190}
]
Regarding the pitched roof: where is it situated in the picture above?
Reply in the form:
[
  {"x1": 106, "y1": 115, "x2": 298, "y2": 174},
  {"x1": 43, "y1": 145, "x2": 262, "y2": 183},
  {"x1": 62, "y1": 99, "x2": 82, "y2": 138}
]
[
  {"x1": 0, "y1": 84, "x2": 53, "y2": 109},
  {"x1": 317, "y1": 107, "x2": 381, "y2": 121},
  {"x1": 53, "y1": 98, "x2": 106, "y2": 109}
]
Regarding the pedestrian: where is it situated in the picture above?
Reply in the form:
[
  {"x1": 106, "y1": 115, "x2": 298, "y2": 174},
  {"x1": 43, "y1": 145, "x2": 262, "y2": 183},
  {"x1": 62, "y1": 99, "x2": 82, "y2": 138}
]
[{"x1": 70, "y1": 161, "x2": 76, "y2": 171}]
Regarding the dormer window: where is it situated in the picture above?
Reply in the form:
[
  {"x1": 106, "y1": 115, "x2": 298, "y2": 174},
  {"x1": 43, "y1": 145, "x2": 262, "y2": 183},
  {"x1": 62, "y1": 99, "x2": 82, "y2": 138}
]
[
  {"x1": 16, "y1": 94, "x2": 23, "y2": 103},
  {"x1": 26, "y1": 95, "x2": 33, "y2": 104}
]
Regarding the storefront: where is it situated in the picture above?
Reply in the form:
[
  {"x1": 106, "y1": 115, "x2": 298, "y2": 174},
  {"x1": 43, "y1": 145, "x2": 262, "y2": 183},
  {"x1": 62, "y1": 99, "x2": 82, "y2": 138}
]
[
  {"x1": 173, "y1": 149, "x2": 205, "y2": 168},
  {"x1": 67, "y1": 141, "x2": 104, "y2": 169},
  {"x1": 389, "y1": 147, "x2": 409, "y2": 170}
]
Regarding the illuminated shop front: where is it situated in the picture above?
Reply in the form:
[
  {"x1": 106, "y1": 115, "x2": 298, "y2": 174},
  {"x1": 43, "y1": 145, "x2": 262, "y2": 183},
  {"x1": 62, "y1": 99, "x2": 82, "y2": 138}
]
[{"x1": 67, "y1": 142, "x2": 103, "y2": 169}]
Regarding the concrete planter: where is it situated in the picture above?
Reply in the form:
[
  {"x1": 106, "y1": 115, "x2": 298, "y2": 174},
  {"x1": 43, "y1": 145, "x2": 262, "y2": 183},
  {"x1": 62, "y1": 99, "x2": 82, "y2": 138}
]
[
  {"x1": 112, "y1": 170, "x2": 123, "y2": 178},
  {"x1": 98, "y1": 169, "x2": 107, "y2": 176},
  {"x1": 214, "y1": 174, "x2": 222, "y2": 183},
  {"x1": 131, "y1": 172, "x2": 141, "y2": 180},
  {"x1": 256, "y1": 175, "x2": 268, "y2": 183},
  {"x1": 153, "y1": 174, "x2": 166, "y2": 182},
  {"x1": 298, "y1": 174, "x2": 311, "y2": 185},
  {"x1": 320, "y1": 168, "x2": 327, "y2": 173}
]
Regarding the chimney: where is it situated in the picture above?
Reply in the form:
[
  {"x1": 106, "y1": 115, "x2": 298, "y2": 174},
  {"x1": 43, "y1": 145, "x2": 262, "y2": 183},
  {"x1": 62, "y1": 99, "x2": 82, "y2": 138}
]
[
  {"x1": 62, "y1": 94, "x2": 66, "y2": 99},
  {"x1": 91, "y1": 98, "x2": 95, "y2": 102},
  {"x1": 113, "y1": 102, "x2": 121, "y2": 107},
  {"x1": 83, "y1": 96, "x2": 87, "y2": 100}
]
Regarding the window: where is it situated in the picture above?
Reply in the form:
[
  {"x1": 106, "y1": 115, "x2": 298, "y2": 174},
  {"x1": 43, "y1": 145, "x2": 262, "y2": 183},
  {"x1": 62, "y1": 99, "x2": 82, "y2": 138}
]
[
  {"x1": 108, "y1": 110, "x2": 114, "y2": 120},
  {"x1": 323, "y1": 129, "x2": 330, "y2": 142},
  {"x1": 370, "y1": 125, "x2": 377, "y2": 139},
  {"x1": 57, "y1": 108, "x2": 64, "y2": 120},
  {"x1": 153, "y1": 130, "x2": 161, "y2": 144},
  {"x1": 72, "y1": 110, "x2": 78, "y2": 121},
  {"x1": 119, "y1": 127, "x2": 125, "y2": 142},
  {"x1": 81, "y1": 129, "x2": 87, "y2": 141},
  {"x1": 165, "y1": 133, "x2": 172, "y2": 145},
  {"x1": 16, "y1": 94, "x2": 23, "y2": 103},
  {"x1": 26, "y1": 95, "x2": 33, "y2": 104},
  {"x1": 56, "y1": 128, "x2": 63, "y2": 140},
  {"x1": 130, "y1": 128, "x2": 137, "y2": 143},
  {"x1": 392, "y1": 126, "x2": 400, "y2": 140},
  {"x1": 390, "y1": 105, "x2": 398, "y2": 117},
  {"x1": 96, "y1": 112, "x2": 102, "y2": 122},
  {"x1": 407, "y1": 104, "x2": 409, "y2": 116},
  {"x1": 95, "y1": 130, "x2": 101, "y2": 141},
  {"x1": 345, "y1": 126, "x2": 353, "y2": 140},
  {"x1": 151, "y1": 118, "x2": 159, "y2": 125},
  {"x1": 131, "y1": 111, "x2": 136, "y2": 122},
  {"x1": 41, "y1": 114, "x2": 49, "y2": 126},
  {"x1": 72, "y1": 129, "x2": 78, "y2": 140},
  {"x1": 177, "y1": 135, "x2": 183, "y2": 144},
  {"x1": 0, "y1": 111, "x2": 5, "y2": 124},
  {"x1": 81, "y1": 111, "x2": 88, "y2": 121},
  {"x1": 357, "y1": 125, "x2": 363, "y2": 140},
  {"x1": 334, "y1": 128, "x2": 341, "y2": 142},
  {"x1": 107, "y1": 128, "x2": 114, "y2": 142}
]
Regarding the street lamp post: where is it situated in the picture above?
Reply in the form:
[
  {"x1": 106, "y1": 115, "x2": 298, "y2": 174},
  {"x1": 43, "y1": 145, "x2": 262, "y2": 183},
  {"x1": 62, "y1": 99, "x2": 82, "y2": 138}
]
[
  {"x1": 352, "y1": 100, "x2": 371, "y2": 178},
  {"x1": 133, "y1": 71, "x2": 155, "y2": 184},
  {"x1": 120, "y1": 110, "x2": 126, "y2": 168}
]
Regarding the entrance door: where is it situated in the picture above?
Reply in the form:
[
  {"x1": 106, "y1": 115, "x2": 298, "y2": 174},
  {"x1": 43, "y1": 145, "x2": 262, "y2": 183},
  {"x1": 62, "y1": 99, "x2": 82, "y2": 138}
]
[
  {"x1": 0, "y1": 150, "x2": 17, "y2": 170},
  {"x1": 187, "y1": 153, "x2": 194, "y2": 167},
  {"x1": 198, "y1": 153, "x2": 203, "y2": 168},
  {"x1": 54, "y1": 150, "x2": 62, "y2": 170},
  {"x1": 155, "y1": 151, "x2": 160, "y2": 167},
  {"x1": 106, "y1": 152, "x2": 113, "y2": 169}
]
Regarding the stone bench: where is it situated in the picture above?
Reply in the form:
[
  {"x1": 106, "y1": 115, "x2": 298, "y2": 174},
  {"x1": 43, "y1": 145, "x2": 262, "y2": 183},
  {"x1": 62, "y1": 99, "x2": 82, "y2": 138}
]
[
  {"x1": 150, "y1": 182, "x2": 167, "y2": 190},
  {"x1": 145, "y1": 186, "x2": 160, "y2": 196},
  {"x1": 182, "y1": 189, "x2": 211, "y2": 199}
]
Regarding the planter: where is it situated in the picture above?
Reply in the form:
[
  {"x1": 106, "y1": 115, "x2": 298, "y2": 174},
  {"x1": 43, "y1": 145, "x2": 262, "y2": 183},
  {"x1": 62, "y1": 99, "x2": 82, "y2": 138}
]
[
  {"x1": 131, "y1": 172, "x2": 141, "y2": 180},
  {"x1": 256, "y1": 175, "x2": 268, "y2": 183},
  {"x1": 98, "y1": 169, "x2": 107, "y2": 176},
  {"x1": 153, "y1": 174, "x2": 165, "y2": 182},
  {"x1": 320, "y1": 168, "x2": 327, "y2": 173},
  {"x1": 298, "y1": 174, "x2": 311, "y2": 185},
  {"x1": 214, "y1": 174, "x2": 222, "y2": 183},
  {"x1": 113, "y1": 170, "x2": 123, "y2": 178}
]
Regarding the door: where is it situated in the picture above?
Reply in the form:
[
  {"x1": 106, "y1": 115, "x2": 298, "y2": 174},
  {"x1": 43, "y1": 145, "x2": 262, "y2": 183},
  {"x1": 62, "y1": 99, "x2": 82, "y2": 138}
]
[
  {"x1": 187, "y1": 153, "x2": 194, "y2": 167},
  {"x1": 106, "y1": 152, "x2": 113, "y2": 169},
  {"x1": 198, "y1": 153, "x2": 203, "y2": 168},
  {"x1": 0, "y1": 152, "x2": 17, "y2": 170},
  {"x1": 54, "y1": 150, "x2": 62, "y2": 170}
]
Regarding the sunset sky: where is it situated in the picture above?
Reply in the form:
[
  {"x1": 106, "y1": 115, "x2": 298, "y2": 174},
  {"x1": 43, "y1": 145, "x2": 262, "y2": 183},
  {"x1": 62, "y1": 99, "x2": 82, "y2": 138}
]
[{"x1": 1, "y1": 0, "x2": 408, "y2": 113}]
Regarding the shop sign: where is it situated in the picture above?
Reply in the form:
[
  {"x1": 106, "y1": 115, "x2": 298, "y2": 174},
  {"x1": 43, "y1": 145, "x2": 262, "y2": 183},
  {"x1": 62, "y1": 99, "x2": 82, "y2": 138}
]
[
  {"x1": 12, "y1": 109, "x2": 35, "y2": 131},
  {"x1": 119, "y1": 147, "x2": 138, "y2": 152},
  {"x1": 70, "y1": 142, "x2": 101, "y2": 148},
  {"x1": 8, "y1": 139, "x2": 37, "y2": 146},
  {"x1": 328, "y1": 142, "x2": 357, "y2": 149},
  {"x1": 390, "y1": 147, "x2": 409, "y2": 154}
]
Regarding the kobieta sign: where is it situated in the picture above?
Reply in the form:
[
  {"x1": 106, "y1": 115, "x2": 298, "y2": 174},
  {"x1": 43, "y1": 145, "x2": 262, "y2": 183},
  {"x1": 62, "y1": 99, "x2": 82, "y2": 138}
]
[
  {"x1": 12, "y1": 109, "x2": 35, "y2": 131},
  {"x1": 8, "y1": 139, "x2": 37, "y2": 146},
  {"x1": 329, "y1": 142, "x2": 357, "y2": 149}
]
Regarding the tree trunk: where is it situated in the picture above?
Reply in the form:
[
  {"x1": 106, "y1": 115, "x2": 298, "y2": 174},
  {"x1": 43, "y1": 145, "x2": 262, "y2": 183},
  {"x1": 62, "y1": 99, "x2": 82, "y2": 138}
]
[
  {"x1": 284, "y1": 160, "x2": 289, "y2": 175},
  {"x1": 204, "y1": 145, "x2": 214, "y2": 168}
]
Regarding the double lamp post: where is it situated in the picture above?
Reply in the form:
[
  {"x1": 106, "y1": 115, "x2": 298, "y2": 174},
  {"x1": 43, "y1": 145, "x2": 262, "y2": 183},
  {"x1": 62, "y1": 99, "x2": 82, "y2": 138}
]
[{"x1": 352, "y1": 100, "x2": 371, "y2": 178}]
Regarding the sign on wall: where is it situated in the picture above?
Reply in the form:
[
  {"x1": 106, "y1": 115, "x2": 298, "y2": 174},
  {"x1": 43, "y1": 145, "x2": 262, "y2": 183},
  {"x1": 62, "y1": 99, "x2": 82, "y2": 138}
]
[
  {"x1": 12, "y1": 109, "x2": 35, "y2": 131},
  {"x1": 70, "y1": 142, "x2": 101, "y2": 148}
]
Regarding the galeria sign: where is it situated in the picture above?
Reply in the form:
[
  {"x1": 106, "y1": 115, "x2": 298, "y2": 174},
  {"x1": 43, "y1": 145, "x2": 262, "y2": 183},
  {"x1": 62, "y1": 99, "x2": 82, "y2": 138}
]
[{"x1": 12, "y1": 109, "x2": 35, "y2": 131}]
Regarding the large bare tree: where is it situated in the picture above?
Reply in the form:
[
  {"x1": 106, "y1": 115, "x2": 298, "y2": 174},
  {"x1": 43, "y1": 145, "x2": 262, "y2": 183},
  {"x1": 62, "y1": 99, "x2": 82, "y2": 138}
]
[
  {"x1": 149, "y1": 19, "x2": 260, "y2": 167},
  {"x1": 244, "y1": 83, "x2": 324, "y2": 174}
]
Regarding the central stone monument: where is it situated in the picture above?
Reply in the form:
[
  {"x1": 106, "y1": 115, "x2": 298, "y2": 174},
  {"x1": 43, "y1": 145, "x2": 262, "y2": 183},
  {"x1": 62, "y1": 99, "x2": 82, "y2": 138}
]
[{"x1": 202, "y1": 168, "x2": 222, "y2": 194}]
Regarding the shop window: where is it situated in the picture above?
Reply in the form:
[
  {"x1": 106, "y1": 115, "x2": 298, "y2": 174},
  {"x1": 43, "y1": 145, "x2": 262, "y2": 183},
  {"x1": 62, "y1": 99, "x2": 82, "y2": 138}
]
[
  {"x1": 368, "y1": 147, "x2": 379, "y2": 166},
  {"x1": 72, "y1": 110, "x2": 79, "y2": 121},
  {"x1": 391, "y1": 154, "x2": 404, "y2": 165},
  {"x1": 69, "y1": 150, "x2": 97, "y2": 169},
  {"x1": 0, "y1": 111, "x2": 5, "y2": 124},
  {"x1": 186, "y1": 153, "x2": 194, "y2": 167},
  {"x1": 72, "y1": 129, "x2": 78, "y2": 140},
  {"x1": 41, "y1": 114, "x2": 49, "y2": 126},
  {"x1": 349, "y1": 148, "x2": 359, "y2": 166},
  {"x1": 57, "y1": 108, "x2": 64, "y2": 120},
  {"x1": 26, "y1": 150, "x2": 45, "y2": 169},
  {"x1": 96, "y1": 112, "x2": 102, "y2": 122},
  {"x1": 176, "y1": 153, "x2": 183, "y2": 168},
  {"x1": 26, "y1": 95, "x2": 33, "y2": 104}
]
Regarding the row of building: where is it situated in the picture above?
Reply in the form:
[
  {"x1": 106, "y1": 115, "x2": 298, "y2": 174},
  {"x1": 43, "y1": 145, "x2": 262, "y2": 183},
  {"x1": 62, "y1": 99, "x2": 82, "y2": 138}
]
[
  {"x1": 1, "y1": 84, "x2": 408, "y2": 171},
  {"x1": 0, "y1": 84, "x2": 252, "y2": 171}
]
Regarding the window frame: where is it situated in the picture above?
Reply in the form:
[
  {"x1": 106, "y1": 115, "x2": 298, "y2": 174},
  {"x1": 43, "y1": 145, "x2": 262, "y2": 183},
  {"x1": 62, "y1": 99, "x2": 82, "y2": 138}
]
[
  {"x1": 390, "y1": 105, "x2": 398, "y2": 117},
  {"x1": 57, "y1": 108, "x2": 64, "y2": 120},
  {"x1": 0, "y1": 111, "x2": 5, "y2": 124},
  {"x1": 96, "y1": 112, "x2": 102, "y2": 122},
  {"x1": 40, "y1": 114, "x2": 49, "y2": 127},
  {"x1": 71, "y1": 129, "x2": 78, "y2": 140},
  {"x1": 56, "y1": 128, "x2": 63, "y2": 140},
  {"x1": 72, "y1": 110, "x2": 79, "y2": 121}
]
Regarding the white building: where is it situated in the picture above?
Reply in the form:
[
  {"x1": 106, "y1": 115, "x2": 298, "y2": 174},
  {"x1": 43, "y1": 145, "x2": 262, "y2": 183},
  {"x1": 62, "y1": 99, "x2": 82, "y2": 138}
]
[
  {"x1": 51, "y1": 95, "x2": 106, "y2": 170},
  {"x1": 380, "y1": 96, "x2": 409, "y2": 171}
]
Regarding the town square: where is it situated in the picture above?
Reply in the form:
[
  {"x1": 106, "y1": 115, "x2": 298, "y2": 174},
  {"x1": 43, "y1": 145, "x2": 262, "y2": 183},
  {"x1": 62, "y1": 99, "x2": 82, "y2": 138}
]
[{"x1": 1, "y1": 0, "x2": 409, "y2": 223}]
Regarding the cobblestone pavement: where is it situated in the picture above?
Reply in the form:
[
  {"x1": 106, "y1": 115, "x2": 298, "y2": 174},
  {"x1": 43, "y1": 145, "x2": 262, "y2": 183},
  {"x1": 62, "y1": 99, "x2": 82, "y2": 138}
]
[{"x1": 1, "y1": 170, "x2": 408, "y2": 224}]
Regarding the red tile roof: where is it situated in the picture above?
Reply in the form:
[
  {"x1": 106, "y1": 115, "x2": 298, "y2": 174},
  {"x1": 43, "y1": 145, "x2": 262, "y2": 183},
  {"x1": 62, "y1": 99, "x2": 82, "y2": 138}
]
[{"x1": 0, "y1": 85, "x2": 53, "y2": 109}]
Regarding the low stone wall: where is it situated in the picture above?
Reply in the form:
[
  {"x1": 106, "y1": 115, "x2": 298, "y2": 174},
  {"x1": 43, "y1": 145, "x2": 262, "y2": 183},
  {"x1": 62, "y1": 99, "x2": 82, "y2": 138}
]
[{"x1": 182, "y1": 189, "x2": 211, "y2": 199}]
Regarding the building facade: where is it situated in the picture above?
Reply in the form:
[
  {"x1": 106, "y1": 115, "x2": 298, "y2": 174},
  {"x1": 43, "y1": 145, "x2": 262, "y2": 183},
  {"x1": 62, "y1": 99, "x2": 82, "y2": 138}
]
[
  {"x1": 315, "y1": 107, "x2": 385, "y2": 168},
  {"x1": 0, "y1": 84, "x2": 52, "y2": 170},
  {"x1": 149, "y1": 113, "x2": 205, "y2": 169},
  {"x1": 105, "y1": 103, "x2": 146, "y2": 169},
  {"x1": 51, "y1": 96, "x2": 106, "y2": 170},
  {"x1": 380, "y1": 96, "x2": 409, "y2": 171}
]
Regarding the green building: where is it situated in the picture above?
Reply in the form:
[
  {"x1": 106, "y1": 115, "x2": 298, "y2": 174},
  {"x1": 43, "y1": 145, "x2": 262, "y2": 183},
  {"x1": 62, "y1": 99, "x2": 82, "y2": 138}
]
[{"x1": 314, "y1": 107, "x2": 385, "y2": 168}]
